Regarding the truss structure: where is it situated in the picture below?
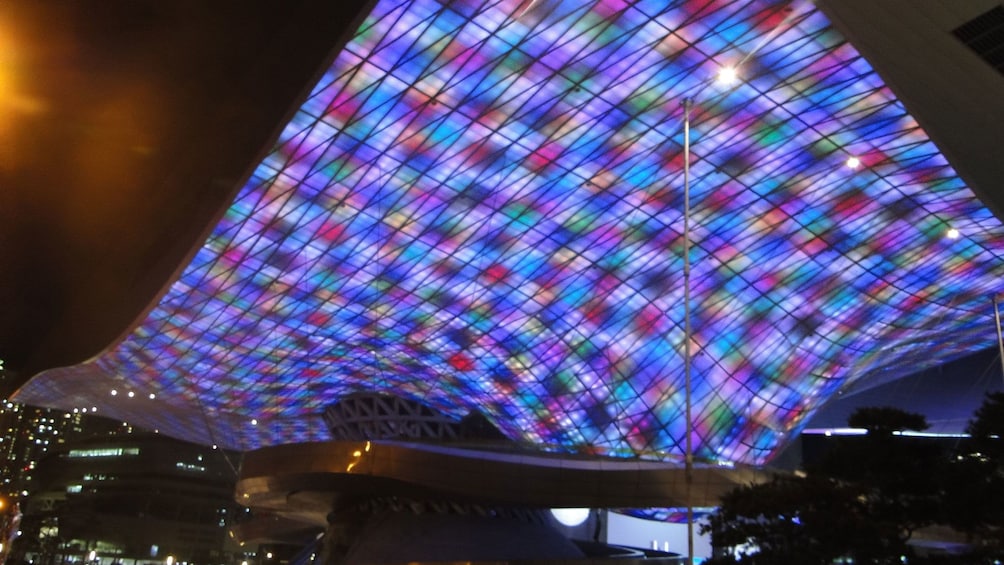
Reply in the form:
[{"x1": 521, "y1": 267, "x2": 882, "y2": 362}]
[{"x1": 323, "y1": 393, "x2": 462, "y2": 441}]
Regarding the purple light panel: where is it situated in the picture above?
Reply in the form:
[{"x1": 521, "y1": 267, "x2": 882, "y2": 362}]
[{"x1": 17, "y1": 0, "x2": 1004, "y2": 463}]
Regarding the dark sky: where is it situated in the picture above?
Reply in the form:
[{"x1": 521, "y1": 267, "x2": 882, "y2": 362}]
[
  {"x1": 807, "y1": 347, "x2": 1004, "y2": 433},
  {"x1": 0, "y1": 0, "x2": 363, "y2": 389}
]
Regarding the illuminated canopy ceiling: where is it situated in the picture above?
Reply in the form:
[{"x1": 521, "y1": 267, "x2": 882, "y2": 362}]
[{"x1": 16, "y1": 0, "x2": 1004, "y2": 464}]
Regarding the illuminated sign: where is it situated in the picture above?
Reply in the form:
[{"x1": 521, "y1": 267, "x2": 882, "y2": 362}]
[{"x1": 67, "y1": 447, "x2": 140, "y2": 458}]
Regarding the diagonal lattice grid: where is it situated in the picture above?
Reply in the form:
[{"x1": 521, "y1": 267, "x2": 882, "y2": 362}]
[{"x1": 16, "y1": 0, "x2": 1004, "y2": 464}]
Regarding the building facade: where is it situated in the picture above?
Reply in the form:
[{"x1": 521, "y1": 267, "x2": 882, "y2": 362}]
[{"x1": 0, "y1": 399, "x2": 252, "y2": 565}]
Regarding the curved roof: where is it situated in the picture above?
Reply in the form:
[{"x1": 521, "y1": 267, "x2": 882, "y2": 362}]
[
  {"x1": 236, "y1": 440, "x2": 770, "y2": 517},
  {"x1": 15, "y1": 0, "x2": 1004, "y2": 464}
]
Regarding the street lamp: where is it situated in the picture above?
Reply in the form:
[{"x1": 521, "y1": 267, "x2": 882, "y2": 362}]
[
  {"x1": 716, "y1": 65, "x2": 739, "y2": 86},
  {"x1": 682, "y1": 96, "x2": 694, "y2": 565},
  {"x1": 993, "y1": 295, "x2": 1004, "y2": 387},
  {"x1": 681, "y1": 65, "x2": 748, "y2": 565}
]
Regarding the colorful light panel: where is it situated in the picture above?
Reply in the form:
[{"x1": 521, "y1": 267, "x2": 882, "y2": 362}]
[{"x1": 17, "y1": 0, "x2": 1004, "y2": 464}]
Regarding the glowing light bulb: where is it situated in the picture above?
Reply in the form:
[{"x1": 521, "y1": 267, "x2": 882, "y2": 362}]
[
  {"x1": 846, "y1": 156, "x2": 861, "y2": 169},
  {"x1": 947, "y1": 227, "x2": 960, "y2": 239},
  {"x1": 717, "y1": 65, "x2": 739, "y2": 86},
  {"x1": 551, "y1": 508, "x2": 590, "y2": 527}
]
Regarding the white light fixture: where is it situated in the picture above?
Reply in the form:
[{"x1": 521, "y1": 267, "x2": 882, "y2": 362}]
[
  {"x1": 149, "y1": 393, "x2": 156, "y2": 400},
  {"x1": 110, "y1": 390, "x2": 118, "y2": 396},
  {"x1": 947, "y1": 227, "x2": 960, "y2": 239},
  {"x1": 127, "y1": 391, "x2": 135, "y2": 398},
  {"x1": 551, "y1": 508, "x2": 590, "y2": 527},
  {"x1": 717, "y1": 65, "x2": 739, "y2": 86},
  {"x1": 846, "y1": 156, "x2": 861, "y2": 169}
]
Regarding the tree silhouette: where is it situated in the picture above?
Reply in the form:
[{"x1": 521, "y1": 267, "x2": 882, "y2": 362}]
[
  {"x1": 847, "y1": 406, "x2": 929, "y2": 436},
  {"x1": 705, "y1": 406, "x2": 943, "y2": 563},
  {"x1": 941, "y1": 392, "x2": 1004, "y2": 557},
  {"x1": 702, "y1": 474, "x2": 884, "y2": 564},
  {"x1": 814, "y1": 406, "x2": 943, "y2": 549}
]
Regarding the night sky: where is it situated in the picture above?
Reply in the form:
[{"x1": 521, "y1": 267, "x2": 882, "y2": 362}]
[
  {"x1": 808, "y1": 347, "x2": 1004, "y2": 433},
  {"x1": 0, "y1": 0, "x2": 363, "y2": 388}
]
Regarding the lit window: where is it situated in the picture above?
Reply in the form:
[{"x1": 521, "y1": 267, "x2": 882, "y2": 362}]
[{"x1": 67, "y1": 447, "x2": 140, "y2": 458}]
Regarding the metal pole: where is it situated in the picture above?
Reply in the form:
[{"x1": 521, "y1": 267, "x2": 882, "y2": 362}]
[
  {"x1": 994, "y1": 296, "x2": 1004, "y2": 387},
  {"x1": 683, "y1": 97, "x2": 693, "y2": 565}
]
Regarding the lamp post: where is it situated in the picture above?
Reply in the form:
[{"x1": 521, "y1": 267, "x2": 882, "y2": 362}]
[
  {"x1": 679, "y1": 66, "x2": 739, "y2": 564},
  {"x1": 994, "y1": 295, "x2": 1004, "y2": 387},
  {"x1": 682, "y1": 97, "x2": 694, "y2": 565}
]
